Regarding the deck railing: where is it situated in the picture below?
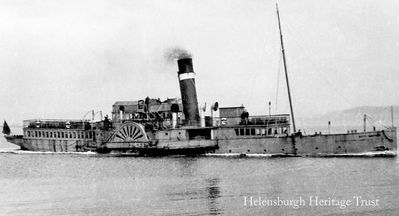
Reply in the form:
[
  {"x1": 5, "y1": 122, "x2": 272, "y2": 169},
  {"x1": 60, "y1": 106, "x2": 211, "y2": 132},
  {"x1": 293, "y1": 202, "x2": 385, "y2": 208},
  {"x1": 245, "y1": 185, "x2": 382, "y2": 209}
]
[
  {"x1": 115, "y1": 114, "x2": 290, "y2": 129},
  {"x1": 213, "y1": 115, "x2": 290, "y2": 126},
  {"x1": 23, "y1": 119, "x2": 92, "y2": 130}
]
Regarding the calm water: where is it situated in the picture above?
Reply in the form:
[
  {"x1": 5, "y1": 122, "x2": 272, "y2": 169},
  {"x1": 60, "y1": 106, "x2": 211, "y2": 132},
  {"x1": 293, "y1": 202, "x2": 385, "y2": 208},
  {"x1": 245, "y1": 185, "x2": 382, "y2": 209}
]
[{"x1": 0, "y1": 138, "x2": 398, "y2": 216}]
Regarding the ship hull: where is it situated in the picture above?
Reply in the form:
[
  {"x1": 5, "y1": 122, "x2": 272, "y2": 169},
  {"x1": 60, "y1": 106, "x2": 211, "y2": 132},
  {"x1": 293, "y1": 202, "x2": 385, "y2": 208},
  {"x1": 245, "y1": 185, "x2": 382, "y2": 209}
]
[
  {"x1": 4, "y1": 129, "x2": 397, "y2": 156},
  {"x1": 214, "y1": 129, "x2": 397, "y2": 156},
  {"x1": 97, "y1": 128, "x2": 397, "y2": 156},
  {"x1": 5, "y1": 137, "x2": 94, "y2": 152},
  {"x1": 102, "y1": 139, "x2": 219, "y2": 156},
  {"x1": 4, "y1": 135, "x2": 27, "y2": 150}
]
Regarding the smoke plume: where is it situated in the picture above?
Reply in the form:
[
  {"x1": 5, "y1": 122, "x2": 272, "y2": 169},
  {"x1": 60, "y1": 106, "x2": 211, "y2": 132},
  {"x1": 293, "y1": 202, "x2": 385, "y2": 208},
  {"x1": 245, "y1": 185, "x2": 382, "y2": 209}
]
[{"x1": 164, "y1": 47, "x2": 192, "y2": 63}]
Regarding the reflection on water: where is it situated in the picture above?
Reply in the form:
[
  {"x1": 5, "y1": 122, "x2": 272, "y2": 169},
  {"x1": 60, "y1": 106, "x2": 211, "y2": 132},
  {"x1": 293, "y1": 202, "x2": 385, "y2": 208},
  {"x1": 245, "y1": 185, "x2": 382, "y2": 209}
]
[{"x1": 206, "y1": 178, "x2": 222, "y2": 215}]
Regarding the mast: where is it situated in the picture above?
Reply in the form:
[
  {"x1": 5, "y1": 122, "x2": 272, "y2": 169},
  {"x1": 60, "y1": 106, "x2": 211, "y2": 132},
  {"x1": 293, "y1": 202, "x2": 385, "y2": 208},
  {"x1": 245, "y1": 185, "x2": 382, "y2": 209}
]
[{"x1": 276, "y1": 3, "x2": 296, "y2": 133}]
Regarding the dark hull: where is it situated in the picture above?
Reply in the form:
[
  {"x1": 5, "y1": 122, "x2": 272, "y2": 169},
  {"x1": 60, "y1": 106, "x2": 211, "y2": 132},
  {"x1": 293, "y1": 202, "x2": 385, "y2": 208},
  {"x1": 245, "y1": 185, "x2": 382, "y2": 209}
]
[
  {"x1": 4, "y1": 128, "x2": 397, "y2": 157},
  {"x1": 4, "y1": 136, "x2": 94, "y2": 153},
  {"x1": 4, "y1": 135, "x2": 26, "y2": 149},
  {"x1": 138, "y1": 146, "x2": 217, "y2": 156},
  {"x1": 99, "y1": 145, "x2": 217, "y2": 156}
]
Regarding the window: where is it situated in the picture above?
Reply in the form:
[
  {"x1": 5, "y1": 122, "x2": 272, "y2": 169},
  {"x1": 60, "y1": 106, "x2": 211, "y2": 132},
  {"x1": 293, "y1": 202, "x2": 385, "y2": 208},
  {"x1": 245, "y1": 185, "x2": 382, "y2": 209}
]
[
  {"x1": 282, "y1": 127, "x2": 287, "y2": 134},
  {"x1": 61, "y1": 132, "x2": 64, "y2": 138},
  {"x1": 234, "y1": 129, "x2": 239, "y2": 136},
  {"x1": 245, "y1": 129, "x2": 250, "y2": 136},
  {"x1": 240, "y1": 129, "x2": 244, "y2": 136},
  {"x1": 73, "y1": 132, "x2": 76, "y2": 139},
  {"x1": 251, "y1": 128, "x2": 255, "y2": 135}
]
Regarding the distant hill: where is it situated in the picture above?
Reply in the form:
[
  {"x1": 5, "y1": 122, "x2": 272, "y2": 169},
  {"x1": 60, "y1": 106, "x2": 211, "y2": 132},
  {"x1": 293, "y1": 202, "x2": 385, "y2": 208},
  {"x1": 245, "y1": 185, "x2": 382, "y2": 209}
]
[{"x1": 297, "y1": 106, "x2": 398, "y2": 134}]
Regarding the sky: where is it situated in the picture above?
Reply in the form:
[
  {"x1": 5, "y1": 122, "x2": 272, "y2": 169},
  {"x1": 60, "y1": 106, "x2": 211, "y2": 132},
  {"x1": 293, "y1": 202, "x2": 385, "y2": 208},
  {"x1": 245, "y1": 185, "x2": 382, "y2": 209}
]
[{"x1": 1, "y1": 0, "x2": 399, "y2": 125}]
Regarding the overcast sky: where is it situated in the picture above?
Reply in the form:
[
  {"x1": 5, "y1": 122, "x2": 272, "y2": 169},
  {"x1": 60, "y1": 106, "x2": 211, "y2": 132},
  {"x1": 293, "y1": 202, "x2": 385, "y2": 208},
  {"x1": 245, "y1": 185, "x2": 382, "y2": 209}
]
[{"x1": 1, "y1": 0, "x2": 399, "y2": 125}]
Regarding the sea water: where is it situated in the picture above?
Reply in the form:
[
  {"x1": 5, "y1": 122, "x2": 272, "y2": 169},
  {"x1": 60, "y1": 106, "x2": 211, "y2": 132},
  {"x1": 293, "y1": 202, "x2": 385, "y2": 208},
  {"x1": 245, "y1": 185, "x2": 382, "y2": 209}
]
[{"x1": 0, "y1": 138, "x2": 398, "y2": 215}]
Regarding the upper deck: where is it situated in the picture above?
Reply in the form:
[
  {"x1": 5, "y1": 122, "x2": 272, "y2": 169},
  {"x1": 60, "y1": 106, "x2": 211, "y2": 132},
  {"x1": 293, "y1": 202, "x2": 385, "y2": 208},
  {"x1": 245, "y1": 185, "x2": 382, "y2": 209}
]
[
  {"x1": 217, "y1": 114, "x2": 290, "y2": 126},
  {"x1": 23, "y1": 119, "x2": 92, "y2": 130},
  {"x1": 120, "y1": 113, "x2": 290, "y2": 134}
]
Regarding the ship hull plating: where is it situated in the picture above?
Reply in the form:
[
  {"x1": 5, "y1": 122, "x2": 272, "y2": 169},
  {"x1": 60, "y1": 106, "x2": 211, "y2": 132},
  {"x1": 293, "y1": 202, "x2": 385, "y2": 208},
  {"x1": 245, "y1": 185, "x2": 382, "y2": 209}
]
[
  {"x1": 6, "y1": 128, "x2": 396, "y2": 157},
  {"x1": 214, "y1": 129, "x2": 397, "y2": 156},
  {"x1": 6, "y1": 137, "x2": 94, "y2": 152}
]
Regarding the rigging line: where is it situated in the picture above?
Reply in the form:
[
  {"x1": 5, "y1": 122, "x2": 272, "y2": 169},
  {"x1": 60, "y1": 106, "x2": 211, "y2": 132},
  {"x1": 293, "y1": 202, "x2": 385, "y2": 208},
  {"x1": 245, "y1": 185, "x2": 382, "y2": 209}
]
[
  {"x1": 367, "y1": 116, "x2": 389, "y2": 128},
  {"x1": 275, "y1": 53, "x2": 283, "y2": 114},
  {"x1": 366, "y1": 114, "x2": 389, "y2": 128},
  {"x1": 282, "y1": 21, "x2": 356, "y2": 108},
  {"x1": 366, "y1": 117, "x2": 376, "y2": 128},
  {"x1": 365, "y1": 117, "x2": 390, "y2": 130}
]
